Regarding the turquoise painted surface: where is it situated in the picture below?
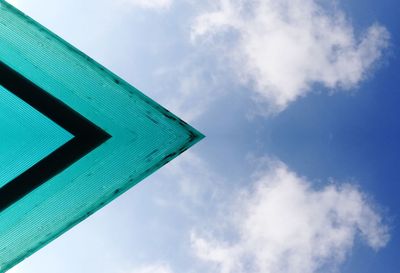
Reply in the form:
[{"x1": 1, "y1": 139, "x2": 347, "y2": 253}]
[
  {"x1": 0, "y1": 85, "x2": 72, "y2": 188},
  {"x1": 0, "y1": 1, "x2": 203, "y2": 272}
]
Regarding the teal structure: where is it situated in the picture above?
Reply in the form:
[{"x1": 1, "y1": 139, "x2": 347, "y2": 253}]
[
  {"x1": 0, "y1": 1, "x2": 203, "y2": 271},
  {"x1": 0, "y1": 85, "x2": 73, "y2": 189}
]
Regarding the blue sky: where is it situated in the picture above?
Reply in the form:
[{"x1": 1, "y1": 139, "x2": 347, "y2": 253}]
[{"x1": 6, "y1": 0, "x2": 399, "y2": 272}]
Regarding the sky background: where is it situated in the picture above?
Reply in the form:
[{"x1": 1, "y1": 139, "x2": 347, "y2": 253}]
[{"x1": 5, "y1": 0, "x2": 399, "y2": 272}]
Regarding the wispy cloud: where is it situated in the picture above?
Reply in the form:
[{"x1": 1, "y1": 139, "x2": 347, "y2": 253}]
[
  {"x1": 5, "y1": 0, "x2": 20, "y2": 6},
  {"x1": 6, "y1": 153, "x2": 390, "y2": 273},
  {"x1": 192, "y1": 0, "x2": 390, "y2": 113},
  {"x1": 118, "y1": 0, "x2": 173, "y2": 10},
  {"x1": 191, "y1": 159, "x2": 390, "y2": 273},
  {"x1": 152, "y1": 152, "x2": 227, "y2": 220},
  {"x1": 150, "y1": 154, "x2": 390, "y2": 273},
  {"x1": 153, "y1": 62, "x2": 224, "y2": 122},
  {"x1": 128, "y1": 263, "x2": 175, "y2": 273}
]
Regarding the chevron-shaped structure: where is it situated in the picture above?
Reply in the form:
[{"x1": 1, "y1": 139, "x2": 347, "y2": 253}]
[{"x1": 0, "y1": 1, "x2": 203, "y2": 271}]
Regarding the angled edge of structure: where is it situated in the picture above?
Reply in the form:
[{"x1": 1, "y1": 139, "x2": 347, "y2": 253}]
[
  {"x1": 0, "y1": 61, "x2": 111, "y2": 212},
  {"x1": 0, "y1": 1, "x2": 204, "y2": 271}
]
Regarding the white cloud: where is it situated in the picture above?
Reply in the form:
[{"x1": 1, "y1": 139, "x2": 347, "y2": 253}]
[
  {"x1": 129, "y1": 264, "x2": 175, "y2": 273},
  {"x1": 154, "y1": 152, "x2": 228, "y2": 219},
  {"x1": 192, "y1": 0, "x2": 390, "y2": 113},
  {"x1": 163, "y1": 153, "x2": 219, "y2": 204},
  {"x1": 153, "y1": 63, "x2": 221, "y2": 122},
  {"x1": 191, "y1": 160, "x2": 390, "y2": 273},
  {"x1": 7, "y1": 267, "x2": 23, "y2": 273},
  {"x1": 119, "y1": 0, "x2": 173, "y2": 10},
  {"x1": 6, "y1": 157, "x2": 391, "y2": 273},
  {"x1": 5, "y1": 0, "x2": 20, "y2": 6}
]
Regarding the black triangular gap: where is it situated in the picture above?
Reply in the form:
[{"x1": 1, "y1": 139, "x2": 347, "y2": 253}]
[{"x1": 0, "y1": 61, "x2": 111, "y2": 212}]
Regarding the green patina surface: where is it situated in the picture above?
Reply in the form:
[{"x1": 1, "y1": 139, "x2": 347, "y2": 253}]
[{"x1": 0, "y1": 1, "x2": 203, "y2": 271}]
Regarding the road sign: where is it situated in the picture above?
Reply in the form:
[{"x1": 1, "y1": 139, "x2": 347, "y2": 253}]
[{"x1": 0, "y1": 1, "x2": 204, "y2": 271}]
